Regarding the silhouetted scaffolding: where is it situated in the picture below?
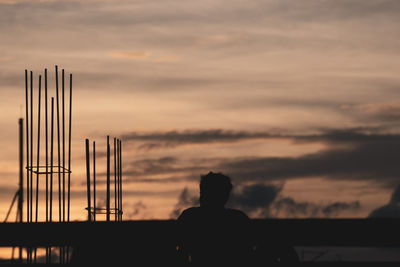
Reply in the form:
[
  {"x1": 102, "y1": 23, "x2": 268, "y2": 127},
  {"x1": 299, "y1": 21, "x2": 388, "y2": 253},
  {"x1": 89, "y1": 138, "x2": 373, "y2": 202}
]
[
  {"x1": 24, "y1": 66, "x2": 73, "y2": 263},
  {"x1": 3, "y1": 118, "x2": 24, "y2": 263},
  {"x1": 85, "y1": 136, "x2": 123, "y2": 222}
]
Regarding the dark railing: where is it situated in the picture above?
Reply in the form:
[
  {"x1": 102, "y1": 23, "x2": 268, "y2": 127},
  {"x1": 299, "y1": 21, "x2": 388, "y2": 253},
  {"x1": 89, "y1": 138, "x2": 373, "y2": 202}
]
[{"x1": 0, "y1": 219, "x2": 399, "y2": 266}]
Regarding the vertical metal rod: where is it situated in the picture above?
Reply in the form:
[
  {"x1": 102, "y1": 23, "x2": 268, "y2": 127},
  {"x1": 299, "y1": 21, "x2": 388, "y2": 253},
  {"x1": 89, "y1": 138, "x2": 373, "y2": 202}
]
[
  {"x1": 93, "y1": 141, "x2": 96, "y2": 222},
  {"x1": 66, "y1": 75, "x2": 72, "y2": 263},
  {"x1": 18, "y1": 118, "x2": 23, "y2": 261},
  {"x1": 55, "y1": 66, "x2": 61, "y2": 222},
  {"x1": 33, "y1": 75, "x2": 41, "y2": 264},
  {"x1": 106, "y1": 135, "x2": 110, "y2": 221},
  {"x1": 25, "y1": 70, "x2": 29, "y2": 224},
  {"x1": 67, "y1": 73, "x2": 72, "y2": 222},
  {"x1": 62, "y1": 69, "x2": 65, "y2": 223},
  {"x1": 50, "y1": 98, "x2": 54, "y2": 222},
  {"x1": 116, "y1": 139, "x2": 120, "y2": 221},
  {"x1": 30, "y1": 71, "x2": 33, "y2": 224},
  {"x1": 55, "y1": 66, "x2": 62, "y2": 264},
  {"x1": 119, "y1": 140, "x2": 122, "y2": 221},
  {"x1": 29, "y1": 70, "x2": 33, "y2": 263},
  {"x1": 35, "y1": 75, "x2": 41, "y2": 223},
  {"x1": 114, "y1": 138, "x2": 117, "y2": 221},
  {"x1": 85, "y1": 139, "x2": 91, "y2": 222},
  {"x1": 49, "y1": 98, "x2": 54, "y2": 264},
  {"x1": 45, "y1": 69, "x2": 48, "y2": 223}
]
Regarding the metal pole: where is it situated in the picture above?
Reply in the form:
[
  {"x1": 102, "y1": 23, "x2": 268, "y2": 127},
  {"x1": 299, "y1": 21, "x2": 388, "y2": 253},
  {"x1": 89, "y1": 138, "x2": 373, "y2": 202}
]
[
  {"x1": 114, "y1": 138, "x2": 117, "y2": 221},
  {"x1": 85, "y1": 139, "x2": 91, "y2": 222},
  {"x1": 62, "y1": 69, "x2": 65, "y2": 223},
  {"x1": 93, "y1": 141, "x2": 96, "y2": 222},
  {"x1": 29, "y1": 70, "x2": 33, "y2": 263},
  {"x1": 55, "y1": 66, "x2": 61, "y2": 222},
  {"x1": 49, "y1": 97, "x2": 54, "y2": 263},
  {"x1": 45, "y1": 69, "x2": 48, "y2": 223},
  {"x1": 67, "y1": 73, "x2": 72, "y2": 222},
  {"x1": 119, "y1": 140, "x2": 122, "y2": 221},
  {"x1": 50, "y1": 98, "x2": 54, "y2": 222},
  {"x1": 106, "y1": 136, "x2": 110, "y2": 221},
  {"x1": 18, "y1": 118, "x2": 23, "y2": 262},
  {"x1": 117, "y1": 139, "x2": 120, "y2": 221},
  {"x1": 35, "y1": 75, "x2": 41, "y2": 223},
  {"x1": 30, "y1": 71, "x2": 33, "y2": 224},
  {"x1": 25, "y1": 70, "x2": 29, "y2": 224}
]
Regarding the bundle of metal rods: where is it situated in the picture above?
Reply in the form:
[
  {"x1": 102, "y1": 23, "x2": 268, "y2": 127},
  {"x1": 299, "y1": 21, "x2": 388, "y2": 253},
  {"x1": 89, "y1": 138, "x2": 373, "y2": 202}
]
[
  {"x1": 85, "y1": 136, "x2": 123, "y2": 222},
  {"x1": 24, "y1": 66, "x2": 73, "y2": 263}
]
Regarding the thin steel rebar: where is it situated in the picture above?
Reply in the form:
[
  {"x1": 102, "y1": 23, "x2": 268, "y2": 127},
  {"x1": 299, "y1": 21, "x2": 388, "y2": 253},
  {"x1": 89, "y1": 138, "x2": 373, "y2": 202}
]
[
  {"x1": 25, "y1": 70, "x2": 29, "y2": 224},
  {"x1": 119, "y1": 140, "x2": 122, "y2": 221},
  {"x1": 62, "y1": 69, "x2": 65, "y2": 223},
  {"x1": 117, "y1": 139, "x2": 120, "y2": 220},
  {"x1": 50, "y1": 98, "x2": 54, "y2": 222},
  {"x1": 35, "y1": 75, "x2": 41, "y2": 223},
  {"x1": 106, "y1": 136, "x2": 110, "y2": 221},
  {"x1": 45, "y1": 69, "x2": 48, "y2": 223},
  {"x1": 85, "y1": 139, "x2": 91, "y2": 222},
  {"x1": 93, "y1": 141, "x2": 96, "y2": 222},
  {"x1": 55, "y1": 66, "x2": 61, "y2": 222},
  {"x1": 114, "y1": 138, "x2": 117, "y2": 221},
  {"x1": 29, "y1": 70, "x2": 33, "y2": 263},
  {"x1": 67, "y1": 74, "x2": 72, "y2": 222},
  {"x1": 18, "y1": 118, "x2": 23, "y2": 261}
]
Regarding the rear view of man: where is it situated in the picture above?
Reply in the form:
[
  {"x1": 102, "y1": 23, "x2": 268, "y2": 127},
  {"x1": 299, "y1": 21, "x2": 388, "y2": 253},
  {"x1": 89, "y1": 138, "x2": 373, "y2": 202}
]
[{"x1": 177, "y1": 172, "x2": 251, "y2": 266}]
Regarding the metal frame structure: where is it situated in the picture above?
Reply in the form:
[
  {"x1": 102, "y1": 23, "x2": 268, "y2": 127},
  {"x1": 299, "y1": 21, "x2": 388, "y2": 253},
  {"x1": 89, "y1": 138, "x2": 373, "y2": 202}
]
[
  {"x1": 24, "y1": 66, "x2": 73, "y2": 263},
  {"x1": 85, "y1": 136, "x2": 123, "y2": 222}
]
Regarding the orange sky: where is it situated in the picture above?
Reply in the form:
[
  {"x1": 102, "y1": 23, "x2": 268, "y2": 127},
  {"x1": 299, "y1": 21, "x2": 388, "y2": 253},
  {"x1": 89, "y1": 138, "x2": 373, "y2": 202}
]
[{"x1": 1, "y1": 0, "x2": 400, "y2": 221}]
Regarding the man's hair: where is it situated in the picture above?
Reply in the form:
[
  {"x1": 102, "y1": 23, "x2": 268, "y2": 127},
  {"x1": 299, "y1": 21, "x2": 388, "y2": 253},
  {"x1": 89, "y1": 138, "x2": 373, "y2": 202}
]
[{"x1": 199, "y1": 172, "x2": 233, "y2": 207}]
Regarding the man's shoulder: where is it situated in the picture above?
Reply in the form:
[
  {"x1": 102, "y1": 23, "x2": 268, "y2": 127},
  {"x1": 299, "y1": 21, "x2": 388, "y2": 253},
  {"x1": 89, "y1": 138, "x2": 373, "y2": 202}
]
[
  {"x1": 177, "y1": 207, "x2": 201, "y2": 220},
  {"x1": 225, "y1": 208, "x2": 250, "y2": 220}
]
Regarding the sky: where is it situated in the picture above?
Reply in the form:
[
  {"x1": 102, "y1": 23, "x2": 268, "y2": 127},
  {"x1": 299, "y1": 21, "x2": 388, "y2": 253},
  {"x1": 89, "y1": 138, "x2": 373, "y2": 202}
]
[{"x1": 1, "y1": 0, "x2": 400, "y2": 221}]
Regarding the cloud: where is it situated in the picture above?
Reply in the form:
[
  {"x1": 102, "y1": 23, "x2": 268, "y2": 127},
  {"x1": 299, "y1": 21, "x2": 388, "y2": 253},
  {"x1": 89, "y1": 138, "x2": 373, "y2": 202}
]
[
  {"x1": 122, "y1": 129, "x2": 282, "y2": 150},
  {"x1": 125, "y1": 201, "x2": 147, "y2": 219},
  {"x1": 170, "y1": 183, "x2": 361, "y2": 218},
  {"x1": 368, "y1": 184, "x2": 400, "y2": 218},
  {"x1": 170, "y1": 187, "x2": 199, "y2": 218},
  {"x1": 109, "y1": 51, "x2": 151, "y2": 60},
  {"x1": 227, "y1": 183, "x2": 283, "y2": 217},
  {"x1": 216, "y1": 129, "x2": 400, "y2": 186},
  {"x1": 123, "y1": 156, "x2": 209, "y2": 182},
  {"x1": 343, "y1": 102, "x2": 400, "y2": 122},
  {"x1": 271, "y1": 197, "x2": 360, "y2": 218},
  {"x1": 120, "y1": 128, "x2": 400, "y2": 187}
]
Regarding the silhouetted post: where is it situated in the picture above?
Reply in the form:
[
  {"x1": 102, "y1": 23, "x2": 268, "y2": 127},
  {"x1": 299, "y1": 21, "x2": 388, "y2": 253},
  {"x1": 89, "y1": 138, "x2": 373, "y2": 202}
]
[
  {"x1": 45, "y1": 69, "x2": 48, "y2": 223},
  {"x1": 18, "y1": 118, "x2": 23, "y2": 262},
  {"x1": 93, "y1": 141, "x2": 96, "y2": 222},
  {"x1": 35, "y1": 75, "x2": 41, "y2": 223},
  {"x1": 25, "y1": 70, "x2": 29, "y2": 224},
  {"x1": 67, "y1": 74, "x2": 72, "y2": 222},
  {"x1": 119, "y1": 140, "x2": 122, "y2": 221},
  {"x1": 50, "y1": 98, "x2": 54, "y2": 222},
  {"x1": 62, "y1": 69, "x2": 65, "y2": 223},
  {"x1": 85, "y1": 139, "x2": 91, "y2": 222},
  {"x1": 117, "y1": 139, "x2": 120, "y2": 220},
  {"x1": 29, "y1": 70, "x2": 33, "y2": 263},
  {"x1": 44, "y1": 68, "x2": 50, "y2": 264},
  {"x1": 55, "y1": 66, "x2": 61, "y2": 223},
  {"x1": 114, "y1": 138, "x2": 117, "y2": 221},
  {"x1": 107, "y1": 136, "x2": 110, "y2": 221}
]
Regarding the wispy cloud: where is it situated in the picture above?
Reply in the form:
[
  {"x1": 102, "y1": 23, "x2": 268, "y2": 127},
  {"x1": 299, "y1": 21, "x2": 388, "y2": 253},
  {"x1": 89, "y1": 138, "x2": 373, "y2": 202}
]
[
  {"x1": 121, "y1": 128, "x2": 400, "y2": 187},
  {"x1": 170, "y1": 183, "x2": 361, "y2": 219},
  {"x1": 109, "y1": 51, "x2": 151, "y2": 60},
  {"x1": 122, "y1": 129, "x2": 284, "y2": 150}
]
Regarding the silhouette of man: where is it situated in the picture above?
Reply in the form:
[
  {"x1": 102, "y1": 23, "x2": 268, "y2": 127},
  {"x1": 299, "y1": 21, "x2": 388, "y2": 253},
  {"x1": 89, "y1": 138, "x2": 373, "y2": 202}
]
[{"x1": 177, "y1": 172, "x2": 251, "y2": 266}]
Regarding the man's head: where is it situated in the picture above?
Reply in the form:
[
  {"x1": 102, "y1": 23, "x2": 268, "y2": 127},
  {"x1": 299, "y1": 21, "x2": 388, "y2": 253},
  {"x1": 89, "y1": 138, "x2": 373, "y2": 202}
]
[{"x1": 199, "y1": 172, "x2": 233, "y2": 208}]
